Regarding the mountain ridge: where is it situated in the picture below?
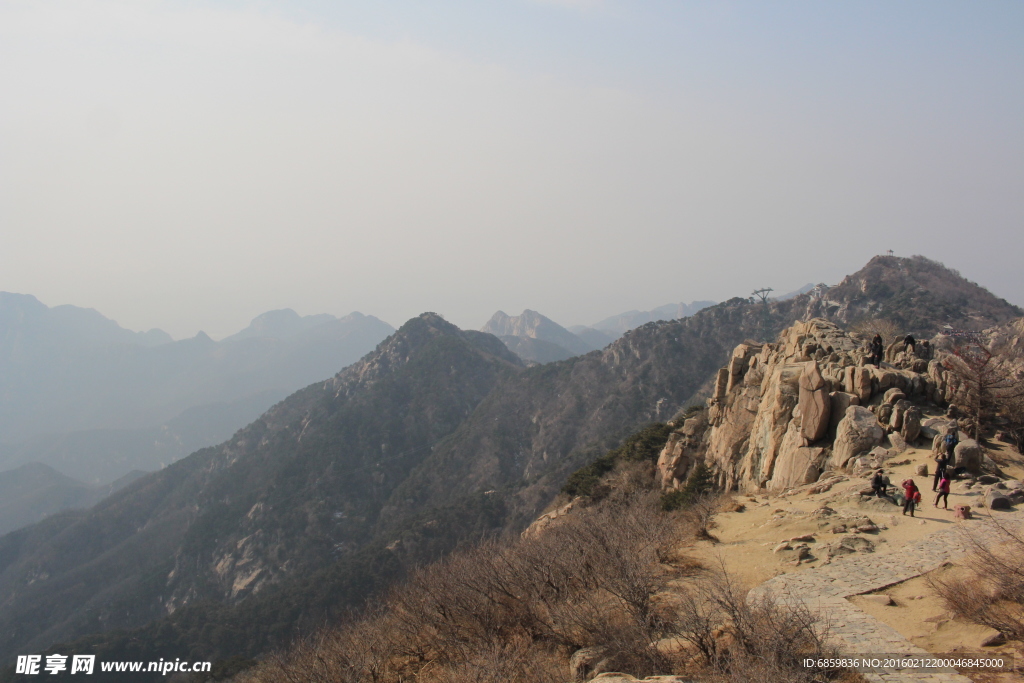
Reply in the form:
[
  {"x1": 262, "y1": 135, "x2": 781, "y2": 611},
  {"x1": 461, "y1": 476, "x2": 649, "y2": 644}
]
[
  {"x1": 0, "y1": 255, "x2": 1020, "y2": 673},
  {"x1": 585, "y1": 299, "x2": 717, "y2": 338},
  {"x1": 481, "y1": 309, "x2": 595, "y2": 362},
  {"x1": 0, "y1": 298, "x2": 395, "y2": 482},
  {"x1": 0, "y1": 314, "x2": 523, "y2": 661}
]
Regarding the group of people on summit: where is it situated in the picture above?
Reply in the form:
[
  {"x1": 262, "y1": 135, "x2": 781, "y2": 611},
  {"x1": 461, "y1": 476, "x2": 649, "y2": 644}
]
[{"x1": 869, "y1": 332, "x2": 929, "y2": 368}]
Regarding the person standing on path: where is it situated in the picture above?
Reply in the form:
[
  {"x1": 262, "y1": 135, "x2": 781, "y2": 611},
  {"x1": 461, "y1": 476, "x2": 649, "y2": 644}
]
[
  {"x1": 902, "y1": 478, "x2": 921, "y2": 517},
  {"x1": 933, "y1": 450, "x2": 949, "y2": 491},
  {"x1": 934, "y1": 475, "x2": 951, "y2": 510}
]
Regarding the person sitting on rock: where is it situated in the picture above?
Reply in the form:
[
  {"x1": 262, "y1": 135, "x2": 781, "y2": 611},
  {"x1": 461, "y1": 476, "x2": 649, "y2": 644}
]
[
  {"x1": 871, "y1": 469, "x2": 890, "y2": 499},
  {"x1": 871, "y1": 334, "x2": 884, "y2": 367},
  {"x1": 902, "y1": 478, "x2": 920, "y2": 517},
  {"x1": 934, "y1": 475, "x2": 951, "y2": 510},
  {"x1": 903, "y1": 334, "x2": 916, "y2": 355}
]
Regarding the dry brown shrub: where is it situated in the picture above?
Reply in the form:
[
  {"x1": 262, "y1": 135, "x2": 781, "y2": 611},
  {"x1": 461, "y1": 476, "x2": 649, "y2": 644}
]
[
  {"x1": 602, "y1": 459, "x2": 659, "y2": 501},
  {"x1": 235, "y1": 495, "x2": 711, "y2": 683},
  {"x1": 928, "y1": 518, "x2": 1024, "y2": 639},
  {"x1": 421, "y1": 636, "x2": 566, "y2": 683},
  {"x1": 1002, "y1": 392, "x2": 1024, "y2": 453},
  {"x1": 679, "y1": 493, "x2": 727, "y2": 542},
  {"x1": 668, "y1": 562, "x2": 842, "y2": 682},
  {"x1": 333, "y1": 493, "x2": 689, "y2": 679},
  {"x1": 235, "y1": 606, "x2": 400, "y2": 683}
]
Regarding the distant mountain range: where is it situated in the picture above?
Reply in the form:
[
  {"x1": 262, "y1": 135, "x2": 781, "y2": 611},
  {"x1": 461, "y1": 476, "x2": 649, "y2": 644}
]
[
  {"x1": 482, "y1": 301, "x2": 716, "y2": 364},
  {"x1": 0, "y1": 464, "x2": 145, "y2": 536},
  {"x1": 578, "y1": 300, "x2": 717, "y2": 338},
  {"x1": 0, "y1": 294, "x2": 394, "y2": 483},
  {"x1": 481, "y1": 309, "x2": 595, "y2": 363},
  {"x1": 221, "y1": 308, "x2": 341, "y2": 343},
  {"x1": 0, "y1": 393, "x2": 282, "y2": 485},
  {"x1": 1, "y1": 255, "x2": 1019, "y2": 676}
]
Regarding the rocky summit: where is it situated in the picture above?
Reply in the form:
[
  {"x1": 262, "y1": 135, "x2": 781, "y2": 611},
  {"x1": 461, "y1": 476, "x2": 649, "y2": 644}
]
[
  {"x1": 658, "y1": 316, "x2": 1019, "y2": 495},
  {"x1": 482, "y1": 309, "x2": 596, "y2": 362}
]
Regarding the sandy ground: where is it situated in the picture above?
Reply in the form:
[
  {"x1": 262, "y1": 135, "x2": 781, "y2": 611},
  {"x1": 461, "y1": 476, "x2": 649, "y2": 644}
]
[
  {"x1": 849, "y1": 566, "x2": 1024, "y2": 683},
  {"x1": 682, "y1": 428, "x2": 1024, "y2": 669}
]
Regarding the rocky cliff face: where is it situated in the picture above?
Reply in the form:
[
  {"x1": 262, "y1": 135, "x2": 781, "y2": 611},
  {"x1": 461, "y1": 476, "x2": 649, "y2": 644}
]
[{"x1": 659, "y1": 318, "x2": 985, "y2": 494}]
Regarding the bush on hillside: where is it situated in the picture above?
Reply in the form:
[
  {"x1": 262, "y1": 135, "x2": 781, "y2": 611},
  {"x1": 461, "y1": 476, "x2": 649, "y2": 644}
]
[
  {"x1": 237, "y1": 493, "x2": 848, "y2": 683},
  {"x1": 561, "y1": 423, "x2": 672, "y2": 498},
  {"x1": 661, "y1": 462, "x2": 716, "y2": 512},
  {"x1": 672, "y1": 564, "x2": 842, "y2": 681}
]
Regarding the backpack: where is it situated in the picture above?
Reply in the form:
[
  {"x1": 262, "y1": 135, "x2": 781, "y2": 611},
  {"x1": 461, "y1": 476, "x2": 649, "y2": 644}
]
[
  {"x1": 912, "y1": 491, "x2": 922, "y2": 503},
  {"x1": 945, "y1": 433, "x2": 958, "y2": 448}
]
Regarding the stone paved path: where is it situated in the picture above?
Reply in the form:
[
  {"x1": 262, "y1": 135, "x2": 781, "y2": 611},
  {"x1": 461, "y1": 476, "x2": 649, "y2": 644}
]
[{"x1": 748, "y1": 510, "x2": 1024, "y2": 682}]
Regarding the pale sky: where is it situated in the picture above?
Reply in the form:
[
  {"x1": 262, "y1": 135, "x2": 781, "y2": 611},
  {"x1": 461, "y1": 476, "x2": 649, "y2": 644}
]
[{"x1": 1, "y1": 1, "x2": 1022, "y2": 339}]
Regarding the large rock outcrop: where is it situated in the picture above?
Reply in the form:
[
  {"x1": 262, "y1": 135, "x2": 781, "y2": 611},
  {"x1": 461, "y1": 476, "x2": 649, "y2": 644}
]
[
  {"x1": 799, "y1": 360, "x2": 831, "y2": 441},
  {"x1": 954, "y1": 439, "x2": 984, "y2": 474},
  {"x1": 831, "y1": 406, "x2": 885, "y2": 470},
  {"x1": 692, "y1": 318, "x2": 950, "y2": 493},
  {"x1": 656, "y1": 415, "x2": 705, "y2": 490}
]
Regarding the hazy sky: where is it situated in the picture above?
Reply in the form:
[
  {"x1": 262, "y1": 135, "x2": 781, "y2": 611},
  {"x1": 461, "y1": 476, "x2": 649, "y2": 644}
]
[{"x1": 2, "y1": 1, "x2": 1022, "y2": 339}]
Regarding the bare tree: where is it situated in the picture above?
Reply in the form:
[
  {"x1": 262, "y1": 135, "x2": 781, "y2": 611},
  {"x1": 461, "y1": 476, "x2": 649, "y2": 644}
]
[
  {"x1": 683, "y1": 493, "x2": 723, "y2": 542},
  {"x1": 1003, "y1": 393, "x2": 1024, "y2": 454},
  {"x1": 942, "y1": 336, "x2": 1024, "y2": 439}
]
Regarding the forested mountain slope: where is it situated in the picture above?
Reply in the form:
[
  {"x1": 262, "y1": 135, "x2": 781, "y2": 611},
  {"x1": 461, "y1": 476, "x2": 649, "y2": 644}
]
[{"x1": 0, "y1": 315, "x2": 519, "y2": 664}]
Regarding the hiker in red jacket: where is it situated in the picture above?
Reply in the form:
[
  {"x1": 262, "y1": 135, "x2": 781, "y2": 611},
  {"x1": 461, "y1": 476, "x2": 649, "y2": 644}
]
[
  {"x1": 934, "y1": 475, "x2": 951, "y2": 510},
  {"x1": 902, "y1": 479, "x2": 921, "y2": 517}
]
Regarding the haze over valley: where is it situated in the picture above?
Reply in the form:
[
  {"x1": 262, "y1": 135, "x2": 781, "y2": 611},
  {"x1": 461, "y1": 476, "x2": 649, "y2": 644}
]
[{"x1": 2, "y1": 2, "x2": 1023, "y2": 681}]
